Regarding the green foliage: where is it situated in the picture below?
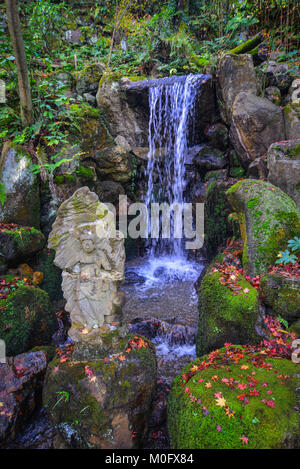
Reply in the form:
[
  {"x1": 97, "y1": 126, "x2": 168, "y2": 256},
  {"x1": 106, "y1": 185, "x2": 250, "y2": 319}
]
[
  {"x1": 0, "y1": 183, "x2": 6, "y2": 206},
  {"x1": 288, "y1": 236, "x2": 300, "y2": 253}
]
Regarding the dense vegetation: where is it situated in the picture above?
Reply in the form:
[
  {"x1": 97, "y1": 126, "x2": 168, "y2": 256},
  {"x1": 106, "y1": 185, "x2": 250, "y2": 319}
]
[{"x1": 1, "y1": 0, "x2": 299, "y2": 156}]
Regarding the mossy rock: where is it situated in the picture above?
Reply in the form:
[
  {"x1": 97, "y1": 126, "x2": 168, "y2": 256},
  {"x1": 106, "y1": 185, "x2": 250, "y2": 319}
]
[
  {"x1": 204, "y1": 179, "x2": 240, "y2": 257},
  {"x1": 35, "y1": 248, "x2": 63, "y2": 302},
  {"x1": 196, "y1": 261, "x2": 260, "y2": 356},
  {"x1": 0, "y1": 285, "x2": 57, "y2": 356},
  {"x1": 227, "y1": 179, "x2": 300, "y2": 276},
  {"x1": 43, "y1": 330, "x2": 157, "y2": 449},
  {"x1": 260, "y1": 273, "x2": 300, "y2": 323},
  {"x1": 76, "y1": 63, "x2": 104, "y2": 95},
  {"x1": 0, "y1": 226, "x2": 45, "y2": 266},
  {"x1": 168, "y1": 346, "x2": 300, "y2": 449}
]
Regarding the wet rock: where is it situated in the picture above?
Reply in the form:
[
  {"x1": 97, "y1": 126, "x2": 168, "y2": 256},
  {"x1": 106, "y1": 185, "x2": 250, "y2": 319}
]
[
  {"x1": 6, "y1": 408, "x2": 56, "y2": 449},
  {"x1": 0, "y1": 351, "x2": 48, "y2": 447},
  {"x1": 227, "y1": 179, "x2": 300, "y2": 276},
  {"x1": 43, "y1": 328, "x2": 157, "y2": 449},
  {"x1": 230, "y1": 92, "x2": 286, "y2": 166},
  {"x1": 267, "y1": 140, "x2": 300, "y2": 206},
  {"x1": 217, "y1": 54, "x2": 257, "y2": 123},
  {"x1": 0, "y1": 143, "x2": 40, "y2": 228},
  {"x1": 205, "y1": 123, "x2": 229, "y2": 151},
  {"x1": 193, "y1": 146, "x2": 227, "y2": 171}
]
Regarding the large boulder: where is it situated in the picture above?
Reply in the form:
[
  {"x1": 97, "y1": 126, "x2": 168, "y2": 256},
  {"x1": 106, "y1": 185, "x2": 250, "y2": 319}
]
[
  {"x1": 0, "y1": 351, "x2": 48, "y2": 447},
  {"x1": 260, "y1": 273, "x2": 300, "y2": 323},
  {"x1": 0, "y1": 285, "x2": 57, "y2": 356},
  {"x1": 0, "y1": 143, "x2": 40, "y2": 228},
  {"x1": 168, "y1": 346, "x2": 300, "y2": 449},
  {"x1": 196, "y1": 259, "x2": 260, "y2": 357},
  {"x1": 0, "y1": 225, "x2": 45, "y2": 268},
  {"x1": 217, "y1": 54, "x2": 257, "y2": 124},
  {"x1": 96, "y1": 77, "x2": 149, "y2": 147},
  {"x1": 227, "y1": 179, "x2": 300, "y2": 276},
  {"x1": 230, "y1": 92, "x2": 286, "y2": 166},
  {"x1": 267, "y1": 140, "x2": 300, "y2": 207},
  {"x1": 94, "y1": 142, "x2": 133, "y2": 183},
  {"x1": 43, "y1": 328, "x2": 157, "y2": 449}
]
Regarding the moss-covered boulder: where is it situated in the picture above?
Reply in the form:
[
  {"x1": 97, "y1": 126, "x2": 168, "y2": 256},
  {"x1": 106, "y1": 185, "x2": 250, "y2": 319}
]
[
  {"x1": 0, "y1": 143, "x2": 40, "y2": 228},
  {"x1": 196, "y1": 260, "x2": 260, "y2": 357},
  {"x1": 76, "y1": 63, "x2": 104, "y2": 96},
  {"x1": 260, "y1": 273, "x2": 300, "y2": 323},
  {"x1": 168, "y1": 346, "x2": 300, "y2": 449},
  {"x1": 227, "y1": 179, "x2": 300, "y2": 276},
  {"x1": 0, "y1": 225, "x2": 45, "y2": 267},
  {"x1": 94, "y1": 143, "x2": 133, "y2": 183},
  {"x1": 204, "y1": 179, "x2": 240, "y2": 257},
  {"x1": 43, "y1": 328, "x2": 157, "y2": 449},
  {"x1": 267, "y1": 140, "x2": 300, "y2": 207},
  {"x1": 0, "y1": 285, "x2": 57, "y2": 356}
]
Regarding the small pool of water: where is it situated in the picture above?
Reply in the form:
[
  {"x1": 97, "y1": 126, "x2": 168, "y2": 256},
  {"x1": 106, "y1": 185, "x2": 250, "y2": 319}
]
[{"x1": 122, "y1": 255, "x2": 205, "y2": 381}]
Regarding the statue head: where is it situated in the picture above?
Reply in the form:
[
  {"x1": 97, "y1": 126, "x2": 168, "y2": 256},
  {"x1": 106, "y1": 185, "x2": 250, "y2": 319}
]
[{"x1": 80, "y1": 229, "x2": 96, "y2": 254}]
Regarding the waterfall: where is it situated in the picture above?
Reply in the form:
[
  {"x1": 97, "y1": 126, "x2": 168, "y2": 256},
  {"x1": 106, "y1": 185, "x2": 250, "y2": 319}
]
[{"x1": 144, "y1": 74, "x2": 207, "y2": 257}]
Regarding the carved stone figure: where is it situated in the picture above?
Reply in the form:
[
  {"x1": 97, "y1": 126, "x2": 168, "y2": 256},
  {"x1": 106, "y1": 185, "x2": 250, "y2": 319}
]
[{"x1": 49, "y1": 187, "x2": 125, "y2": 342}]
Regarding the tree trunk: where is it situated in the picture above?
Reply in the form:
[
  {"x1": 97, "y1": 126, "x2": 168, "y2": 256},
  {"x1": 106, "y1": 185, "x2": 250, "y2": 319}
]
[{"x1": 6, "y1": 0, "x2": 32, "y2": 127}]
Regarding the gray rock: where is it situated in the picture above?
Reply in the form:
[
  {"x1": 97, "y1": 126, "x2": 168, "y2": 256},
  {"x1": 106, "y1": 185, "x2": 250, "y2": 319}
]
[
  {"x1": 193, "y1": 145, "x2": 227, "y2": 170},
  {"x1": 230, "y1": 92, "x2": 286, "y2": 166},
  {"x1": 0, "y1": 143, "x2": 40, "y2": 228},
  {"x1": 247, "y1": 156, "x2": 268, "y2": 180},
  {"x1": 217, "y1": 54, "x2": 257, "y2": 123},
  {"x1": 283, "y1": 103, "x2": 300, "y2": 140},
  {"x1": 267, "y1": 140, "x2": 300, "y2": 207}
]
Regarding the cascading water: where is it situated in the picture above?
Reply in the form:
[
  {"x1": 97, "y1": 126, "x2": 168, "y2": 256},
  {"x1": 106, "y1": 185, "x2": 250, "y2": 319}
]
[
  {"x1": 123, "y1": 75, "x2": 207, "y2": 373},
  {"x1": 144, "y1": 74, "x2": 208, "y2": 258}
]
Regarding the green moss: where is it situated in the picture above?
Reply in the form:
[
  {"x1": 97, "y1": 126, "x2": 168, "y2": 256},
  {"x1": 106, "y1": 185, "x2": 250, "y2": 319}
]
[
  {"x1": 30, "y1": 345, "x2": 56, "y2": 361},
  {"x1": 260, "y1": 273, "x2": 300, "y2": 322},
  {"x1": 75, "y1": 166, "x2": 95, "y2": 181},
  {"x1": 227, "y1": 179, "x2": 300, "y2": 275},
  {"x1": 226, "y1": 35, "x2": 263, "y2": 55},
  {"x1": 230, "y1": 167, "x2": 245, "y2": 178},
  {"x1": 36, "y1": 248, "x2": 63, "y2": 302},
  {"x1": 0, "y1": 285, "x2": 57, "y2": 356},
  {"x1": 196, "y1": 265, "x2": 259, "y2": 356},
  {"x1": 3, "y1": 226, "x2": 44, "y2": 250},
  {"x1": 168, "y1": 350, "x2": 300, "y2": 449}
]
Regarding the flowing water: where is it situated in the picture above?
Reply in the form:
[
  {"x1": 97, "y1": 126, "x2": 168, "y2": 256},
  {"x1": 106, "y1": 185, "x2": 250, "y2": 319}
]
[{"x1": 123, "y1": 74, "x2": 209, "y2": 447}]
